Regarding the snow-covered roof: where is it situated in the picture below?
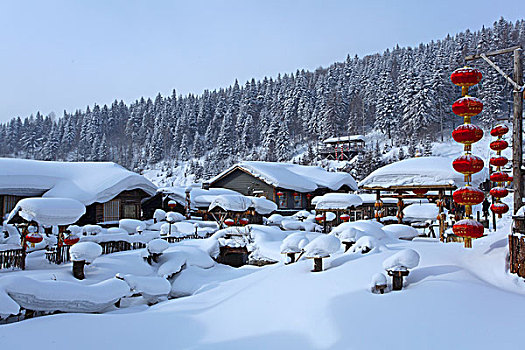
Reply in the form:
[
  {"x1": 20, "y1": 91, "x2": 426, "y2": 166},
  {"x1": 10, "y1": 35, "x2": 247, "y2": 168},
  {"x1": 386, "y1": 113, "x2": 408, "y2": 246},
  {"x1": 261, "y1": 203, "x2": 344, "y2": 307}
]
[
  {"x1": 359, "y1": 156, "x2": 488, "y2": 189},
  {"x1": 0, "y1": 158, "x2": 157, "y2": 205},
  {"x1": 157, "y1": 185, "x2": 240, "y2": 209},
  {"x1": 312, "y1": 193, "x2": 363, "y2": 210},
  {"x1": 207, "y1": 194, "x2": 277, "y2": 215},
  {"x1": 323, "y1": 135, "x2": 365, "y2": 144},
  {"x1": 210, "y1": 161, "x2": 358, "y2": 193},
  {"x1": 7, "y1": 198, "x2": 86, "y2": 226}
]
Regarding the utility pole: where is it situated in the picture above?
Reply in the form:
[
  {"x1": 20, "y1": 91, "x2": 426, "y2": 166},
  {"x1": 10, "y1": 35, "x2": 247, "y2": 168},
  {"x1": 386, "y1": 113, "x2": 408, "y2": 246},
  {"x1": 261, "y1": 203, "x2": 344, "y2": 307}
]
[{"x1": 465, "y1": 46, "x2": 524, "y2": 213}]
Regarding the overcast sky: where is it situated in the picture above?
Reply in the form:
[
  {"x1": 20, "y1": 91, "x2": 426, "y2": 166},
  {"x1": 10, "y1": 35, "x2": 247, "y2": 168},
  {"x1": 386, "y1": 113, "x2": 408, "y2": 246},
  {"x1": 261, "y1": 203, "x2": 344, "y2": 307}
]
[{"x1": 0, "y1": 0, "x2": 522, "y2": 122}]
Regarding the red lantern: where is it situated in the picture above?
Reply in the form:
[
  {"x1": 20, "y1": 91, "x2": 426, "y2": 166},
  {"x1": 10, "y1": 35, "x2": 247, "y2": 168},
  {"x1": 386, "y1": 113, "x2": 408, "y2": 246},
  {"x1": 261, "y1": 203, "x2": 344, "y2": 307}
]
[
  {"x1": 489, "y1": 156, "x2": 508, "y2": 167},
  {"x1": 340, "y1": 213, "x2": 350, "y2": 222},
  {"x1": 224, "y1": 218, "x2": 235, "y2": 226},
  {"x1": 490, "y1": 140, "x2": 508, "y2": 151},
  {"x1": 412, "y1": 189, "x2": 428, "y2": 196},
  {"x1": 306, "y1": 194, "x2": 312, "y2": 199},
  {"x1": 490, "y1": 202, "x2": 509, "y2": 215},
  {"x1": 63, "y1": 235, "x2": 80, "y2": 245},
  {"x1": 452, "y1": 155, "x2": 484, "y2": 176},
  {"x1": 276, "y1": 191, "x2": 284, "y2": 196},
  {"x1": 489, "y1": 187, "x2": 508, "y2": 198},
  {"x1": 315, "y1": 214, "x2": 325, "y2": 222},
  {"x1": 450, "y1": 67, "x2": 482, "y2": 92},
  {"x1": 507, "y1": 176, "x2": 513, "y2": 183},
  {"x1": 490, "y1": 172, "x2": 509, "y2": 183},
  {"x1": 239, "y1": 218, "x2": 249, "y2": 226},
  {"x1": 452, "y1": 96, "x2": 483, "y2": 118},
  {"x1": 293, "y1": 192, "x2": 299, "y2": 196},
  {"x1": 25, "y1": 233, "x2": 43, "y2": 244},
  {"x1": 490, "y1": 125, "x2": 509, "y2": 137},
  {"x1": 168, "y1": 200, "x2": 177, "y2": 209},
  {"x1": 452, "y1": 124, "x2": 483, "y2": 145},
  {"x1": 453, "y1": 219, "x2": 484, "y2": 239},
  {"x1": 452, "y1": 186, "x2": 484, "y2": 206}
]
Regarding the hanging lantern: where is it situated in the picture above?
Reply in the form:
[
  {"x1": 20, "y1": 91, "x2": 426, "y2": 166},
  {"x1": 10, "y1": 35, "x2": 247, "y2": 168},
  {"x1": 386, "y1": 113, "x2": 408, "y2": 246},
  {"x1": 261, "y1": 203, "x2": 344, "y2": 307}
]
[
  {"x1": 452, "y1": 155, "x2": 484, "y2": 179},
  {"x1": 490, "y1": 124, "x2": 509, "y2": 137},
  {"x1": 168, "y1": 200, "x2": 177, "y2": 209},
  {"x1": 489, "y1": 187, "x2": 509, "y2": 198},
  {"x1": 489, "y1": 140, "x2": 509, "y2": 151},
  {"x1": 315, "y1": 214, "x2": 325, "y2": 222},
  {"x1": 452, "y1": 124, "x2": 483, "y2": 145},
  {"x1": 224, "y1": 218, "x2": 235, "y2": 227},
  {"x1": 489, "y1": 156, "x2": 508, "y2": 167},
  {"x1": 490, "y1": 202, "x2": 509, "y2": 216},
  {"x1": 25, "y1": 233, "x2": 43, "y2": 244},
  {"x1": 490, "y1": 172, "x2": 509, "y2": 183},
  {"x1": 276, "y1": 191, "x2": 284, "y2": 196},
  {"x1": 453, "y1": 219, "x2": 484, "y2": 248},
  {"x1": 293, "y1": 192, "x2": 299, "y2": 197},
  {"x1": 412, "y1": 189, "x2": 428, "y2": 196},
  {"x1": 450, "y1": 67, "x2": 482, "y2": 95},
  {"x1": 239, "y1": 218, "x2": 249, "y2": 226},
  {"x1": 452, "y1": 186, "x2": 485, "y2": 206},
  {"x1": 63, "y1": 235, "x2": 80, "y2": 245},
  {"x1": 306, "y1": 194, "x2": 312, "y2": 199},
  {"x1": 452, "y1": 96, "x2": 483, "y2": 119},
  {"x1": 340, "y1": 213, "x2": 350, "y2": 222},
  {"x1": 507, "y1": 176, "x2": 513, "y2": 183}
]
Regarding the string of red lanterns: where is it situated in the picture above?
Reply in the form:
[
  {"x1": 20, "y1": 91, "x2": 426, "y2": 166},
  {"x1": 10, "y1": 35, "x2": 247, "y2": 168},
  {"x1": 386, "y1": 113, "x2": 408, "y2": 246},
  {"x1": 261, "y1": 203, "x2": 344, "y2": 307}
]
[
  {"x1": 450, "y1": 66, "x2": 485, "y2": 248},
  {"x1": 489, "y1": 124, "x2": 510, "y2": 218}
]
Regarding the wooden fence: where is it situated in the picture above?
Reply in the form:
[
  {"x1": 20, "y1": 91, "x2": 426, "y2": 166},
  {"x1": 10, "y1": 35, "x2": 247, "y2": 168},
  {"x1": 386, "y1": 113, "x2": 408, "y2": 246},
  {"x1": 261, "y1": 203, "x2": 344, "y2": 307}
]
[{"x1": 0, "y1": 248, "x2": 25, "y2": 270}]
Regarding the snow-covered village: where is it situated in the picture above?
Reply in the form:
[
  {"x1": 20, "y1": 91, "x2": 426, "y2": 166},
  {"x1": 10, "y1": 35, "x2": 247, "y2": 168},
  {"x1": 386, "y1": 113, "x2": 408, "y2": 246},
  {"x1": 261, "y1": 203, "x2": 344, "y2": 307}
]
[{"x1": 1, "y1": 2, "x2": 525, "y2": 349}]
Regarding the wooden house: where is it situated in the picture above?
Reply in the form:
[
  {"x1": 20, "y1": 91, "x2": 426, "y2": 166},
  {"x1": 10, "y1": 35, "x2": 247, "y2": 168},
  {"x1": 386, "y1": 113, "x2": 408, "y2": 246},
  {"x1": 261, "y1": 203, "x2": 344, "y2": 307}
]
[
  {"x1": 208, "y1": 161, "x2": 358, "y2": 214},
  {"x1": 0, "y1": 158, "x2": 157, "y2": 225},
  {"x1": 319, "y1": 135, "x2": 365, "y2": 160}
]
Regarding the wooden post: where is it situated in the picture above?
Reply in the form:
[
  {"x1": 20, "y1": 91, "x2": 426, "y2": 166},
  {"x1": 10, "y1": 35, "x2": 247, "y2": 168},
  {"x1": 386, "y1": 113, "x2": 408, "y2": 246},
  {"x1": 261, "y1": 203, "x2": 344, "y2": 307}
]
[
  {"x1": 287, "y1": 253, "x2": 296, "y2": 263},
  {"x1": 438, "y1": 190, "x2": 444, "y2": 242},
  {"x1": 313, "y1": 257, "x2": 323, "y2": 272},
  {"x1": 375, "y1": 189, "x2": 381, "y2": 222},
  {"x1": 513, "y1": 48, "x2": 523, "y2": 214},
  {"x1": 73, "y1": 260, "x2": 85, "y2": 280}
]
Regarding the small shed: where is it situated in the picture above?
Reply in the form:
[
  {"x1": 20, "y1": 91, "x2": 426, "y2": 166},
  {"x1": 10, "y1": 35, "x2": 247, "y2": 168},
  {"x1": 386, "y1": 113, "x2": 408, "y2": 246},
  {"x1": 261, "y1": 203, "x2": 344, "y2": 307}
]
[{"x1": 319, "y1": 135, "x2": 365, "y2": 160}]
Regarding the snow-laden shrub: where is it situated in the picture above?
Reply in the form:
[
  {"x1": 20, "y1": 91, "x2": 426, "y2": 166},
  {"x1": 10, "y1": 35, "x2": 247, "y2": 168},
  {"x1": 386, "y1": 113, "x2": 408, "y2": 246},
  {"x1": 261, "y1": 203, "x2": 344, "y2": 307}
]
[
  {"x1": 304, "y1": 235, "x2": 340, "y2": 258},
  {"x1": 119, "y1": 219, "x2": 146, "y2": 234},
  {"x1": 382, "y1": 224, "x2": 419, "y2": 240},
  {"x1": 82, "y1": 225, "x2": 103, "y2": 236},
  {"x1": 154, "y1": 209, "x2": 167, "y2": 223},
  {"x1": 70, "y1": 242, "x2": 102, "y2": 263},
  {"x1": 166, "y1": 212, "x2": 185, "y2": 222},
  {"x1": 147, "y1": 239, "x2": 169, "y2": 255},
  {"x1": 280, "y1": 232, "x2": 310, "y2": 254},
  {"x1": 382, "y1": 249, "x2": 420, "y2": 271}
]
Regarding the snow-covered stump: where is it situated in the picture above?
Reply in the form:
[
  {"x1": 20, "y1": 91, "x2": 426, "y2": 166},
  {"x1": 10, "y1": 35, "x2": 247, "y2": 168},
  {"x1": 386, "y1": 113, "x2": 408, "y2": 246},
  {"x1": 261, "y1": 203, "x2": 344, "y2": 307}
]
[
  {"x1": 304, "y1": 235, "x2": 340, "y2": 272},
  {"x1": 69, "y1": 242, "x2": 102, "y2": 280},
  {"x1": 145, "y1": 239, "x2": 169, "y2": 264},
  {"x1": 280, "y1": 232, "x2": 309, "y2": 264},
  {"x1": 382, "y1": 249, "x2": 420, "y2": 291},
  {"x1": 370, "y1": 273, "x2": 388, "y2": 294}
]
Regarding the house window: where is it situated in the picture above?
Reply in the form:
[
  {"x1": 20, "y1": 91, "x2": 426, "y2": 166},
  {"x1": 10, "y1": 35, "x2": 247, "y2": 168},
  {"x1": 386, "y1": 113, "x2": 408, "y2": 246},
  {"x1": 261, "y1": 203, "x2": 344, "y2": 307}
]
[
  {"x1": 278, "y1": 193, "x2": 287, "y2": 208},
  {"x1": 293, "y1": 193, "x2": 302, "y2": 208},
  {"x1": 103, "y1": 199, "x2": 120, "y2": 222},
  {"x1": 2, "y1": 195, "x2": 19, "y2": 217},
  {"x1": 123, "y1": 204, "x2": 139, "y2": 219}
]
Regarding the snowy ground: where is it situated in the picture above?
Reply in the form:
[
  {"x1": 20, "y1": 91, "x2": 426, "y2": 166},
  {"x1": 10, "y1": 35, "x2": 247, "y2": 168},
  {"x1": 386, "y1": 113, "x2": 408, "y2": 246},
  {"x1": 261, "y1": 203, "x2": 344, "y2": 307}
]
[{"x1": 1, "y1": 211, "x2": 524, "y2": 349}]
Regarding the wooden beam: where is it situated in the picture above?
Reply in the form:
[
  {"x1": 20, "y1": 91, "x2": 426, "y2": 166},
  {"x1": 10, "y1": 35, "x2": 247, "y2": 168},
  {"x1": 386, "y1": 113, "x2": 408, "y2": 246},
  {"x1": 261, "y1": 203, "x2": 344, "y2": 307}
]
[
  {"x1": 513, "y1": 48, "x2": 524, "y2": 213},
  {"x1": 479, "y1": 53, "x2": 522, "y2": 91},
  {"x1": 465, "y1": 45, "x2": 522, "y2": 61}
]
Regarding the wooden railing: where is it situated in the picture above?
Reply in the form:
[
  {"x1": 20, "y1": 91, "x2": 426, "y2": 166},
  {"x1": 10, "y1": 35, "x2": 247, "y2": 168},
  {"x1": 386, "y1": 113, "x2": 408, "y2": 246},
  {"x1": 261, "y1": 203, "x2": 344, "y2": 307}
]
[{"x1": 0, "y1": 248, "x2": 25, "y2": 270}]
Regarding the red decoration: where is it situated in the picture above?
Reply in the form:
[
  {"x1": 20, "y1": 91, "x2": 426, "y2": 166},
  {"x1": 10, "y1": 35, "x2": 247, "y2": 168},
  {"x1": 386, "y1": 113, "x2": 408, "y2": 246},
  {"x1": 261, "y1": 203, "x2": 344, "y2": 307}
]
[
  {"x1": 489, "y1": 139, "x2": 509, "y2": 151},
  {"x1": 453, "y1": 219, "x2": 484, "y2": 239},
  {"x1": 489, "y1": 187, "x2": 508, "y2": 198},
  {"x1": 167, "y1": 200, "x2": 177, "y2": 209},
  {"x1": 412, "y1": 189, "x2": 427, "y2": 196},
  {"x1": 490, "y1": 172, "x2": 509, "y2": 183},
  {"x1": 452, "y1": 155, "x2": 484, "y2": 176},
  {"x1": 452, "y1": 96, "x2": 483, "y2": 118},
  {"x1": 450, "y1": 67, "x2": 482, "y2": 89},
  {"x1": 452, "y1": 186, "x2": 485, "y2": 206},
  {"x1": 489, "y1": 156, "x2": 508, "y2": 167},
  {"x1": 508, "y1": 176, "x2": 513, "y2": 182},
  {"x1": 63, "y1": 235, "x2": 80, "y2": 245},
  {"x1": 315, "y1": 214, "x2": 325, "y2": 222},
  {"x1": 306, "y1": 194, "x2": 312, "y2": 199},
  {"x1": 239, "y1": 218, "x2": 249, "y2": 226},
  {"x1": 340, "y1": 213, "x2": 350, "y2": 222},
  {"x1": 25, "y1": 233, "x2": 43, "y2": 244},
  {"x1": 276, "y1": 191, "x2": 284, "y2": 196},
  {"x1": 490, "y1": 125, "x2": 509, "y2": 137},
  {"x1": 293, "y1": 192, "x2": 299, "y2": 196},
  {"x1": 224, "y1": 218, "x2": 235, "y2": 226},
  {"x1": 490, "y1": 202, "x2": 509, "y2": 215},
  {"x1": 452, "y1": 124, "x2": 483, "y2": 145}
]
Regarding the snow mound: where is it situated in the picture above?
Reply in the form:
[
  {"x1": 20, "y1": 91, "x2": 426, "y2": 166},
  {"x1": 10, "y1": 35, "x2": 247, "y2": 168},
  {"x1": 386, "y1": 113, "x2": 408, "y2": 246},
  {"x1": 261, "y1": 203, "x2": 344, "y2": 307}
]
[
  {"x1": 331, "y1": 220, "x2": 386, "y2": 240},
  {"x1": 157, "y1": 256, "x2": 187, "y2": 278},
  {"x1": 280, "y1": 232, "x2": 310, "y2": 254},
  {"x1": 6, "y1": 197, "x2": 86, "y2": 226},
  {"x1": 106, "y1": 227, "x2": 128, "y2": 235},
  {"x1": 351, "y1": 236, "x2": 380, "y2": 253},
  {"x1": 248, "y1": 196, "x2": 278, "y2": 215},
  {"x1": 70, "y1": 242, "x2": 102, "y2": 263},
  {"x1": 208, "y1": 194, "x2": 252, "y2": 212},
  {"x1": 370, "y1": 273, "x2": 388, "y2": 287},
  {"x1": 338, "y1": 227, "x2": 366, "y2": 243},
  {"x1": 147, "y1": 239, "x2": 169, "y2": 254},
  {"x1": 167, "y1": 212, "x2": 185, "y2": 222},
  {"x1": 267, "y1": 214, "x2": 284, "y2": 225},
  {"x1": 67, "y1": 225, "x2": 82, "y2": 235},
  {"x1": 119, "y1": 219, "x2": 146, "y2": 234},
  {"x1": 383, "y1": 249, "x2": 421, "y2": 271},
  {"x1": 117, "y1": 274, "x2": 170, "y2": 303},
  {"x1": 403, "y1": 203, "x2": 439, "y2": 221},
  {"x1": 382, "y1": 224, "x2": 419, "y2": 240},
  {"x1": 82, "y1": 225, "x2": 103, "y2": 235},
  {"x1": 313, "y1": 193, "x2": 363, "y2": 210},
  {"x1": 304, "y1": 235, "x2": 340, "y2": 258},
  {"x1": 153, "y1": 209, "x2": 167, "y2": 222}
]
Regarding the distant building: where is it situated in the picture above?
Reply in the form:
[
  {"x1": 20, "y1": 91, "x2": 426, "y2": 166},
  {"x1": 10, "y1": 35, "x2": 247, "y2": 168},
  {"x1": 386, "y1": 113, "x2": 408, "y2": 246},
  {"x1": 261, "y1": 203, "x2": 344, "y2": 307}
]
[
  {"x1": 319, "y1": 135, "x2": 365, "y2": 160},
  {"x1": 208, "y1": 161, "x2": 358, "y2": 213},
  {"x1": 0, "y1": 158, "x2": 157, "y2": 225}
]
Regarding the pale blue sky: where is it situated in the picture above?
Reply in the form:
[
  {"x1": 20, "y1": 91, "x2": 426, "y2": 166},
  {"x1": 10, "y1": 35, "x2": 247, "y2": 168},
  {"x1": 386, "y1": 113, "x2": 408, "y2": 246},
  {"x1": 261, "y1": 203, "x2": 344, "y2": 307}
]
[{"x1": 0, "y1": 0, "x2": 522, "y2": 122}]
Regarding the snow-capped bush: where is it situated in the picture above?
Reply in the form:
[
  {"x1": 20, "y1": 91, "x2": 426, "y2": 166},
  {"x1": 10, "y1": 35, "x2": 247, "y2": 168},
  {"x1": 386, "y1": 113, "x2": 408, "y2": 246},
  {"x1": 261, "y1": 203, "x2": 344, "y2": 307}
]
[
  {"x1": 382, "y1": 224, "x2": 419, "y2": 240},
  {"x1": 351, "y1": 236, "x2": 380, "y2": 254},
  {"x1": 119, "y1": 219, "x2": 146, "y2": 234},
  {"x1": 383, "y1": 249, "x2": 420, "y2": 271},
  {"x1": 147, "y1": 239, "x2": 169, "y2": 255},
  {"x1": 154, "y1": 209, "x2": 167, "y2": 223},
  {"x1": 304, "y1": 235, "x2": 340, "y2": 258},
  {"x1": 70, "y1": 242, "x2": 102, "y2": 263},
  {"x1": 166, "y1": 212, "x2": 185, "y2": 222},
  {"x1": 280, "y1": 232, "x2": 310, "y2": 254}
]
